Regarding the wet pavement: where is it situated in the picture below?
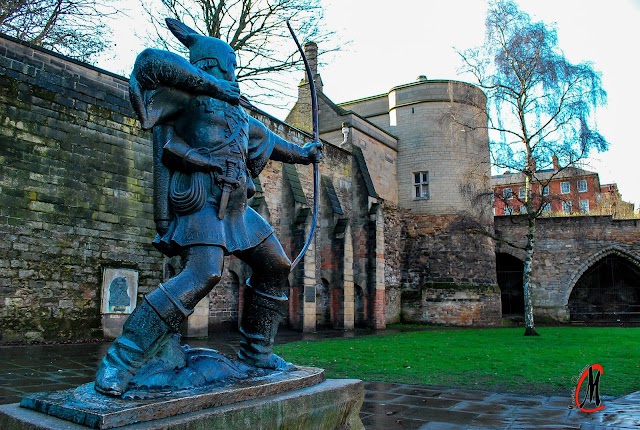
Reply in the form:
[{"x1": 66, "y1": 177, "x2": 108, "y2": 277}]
[{"x1": 1, "y1": 329, "x2": 639, "y2": 429}]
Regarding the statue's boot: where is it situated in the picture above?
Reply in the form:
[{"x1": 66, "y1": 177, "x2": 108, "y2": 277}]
[
  {"x1": 237, "y1": 280, "x2": 295, "y2": 371},
  {"x1": 95, "y1": 283, "x2": 193, "y2": 396}
]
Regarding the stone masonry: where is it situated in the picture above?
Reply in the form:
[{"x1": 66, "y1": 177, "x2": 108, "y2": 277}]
[
  {"x1": 495, "y1": 215, "x2": 640, "y2": 321},
  {"x1": 7, "y1": 33, "x2": 635, "y2": 341}
]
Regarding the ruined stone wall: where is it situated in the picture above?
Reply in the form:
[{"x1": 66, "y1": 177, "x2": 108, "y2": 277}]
[
  {"x1": 398, "y1": 214, "x2": 501, "y2": 326},
  {"x1": 383, "y1": 204, "x2": 405, "y2": 324},
  {"x1": 0, "y1": 34, "x2": 161, "y2": 342},
  {"x1": 495, "y1": 215, "x2": 640, "y2": 321}
]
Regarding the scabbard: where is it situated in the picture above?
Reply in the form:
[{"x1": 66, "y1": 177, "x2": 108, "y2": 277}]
[{"x1": 218, "y1": 185, "x2": 232, "y2": 219}]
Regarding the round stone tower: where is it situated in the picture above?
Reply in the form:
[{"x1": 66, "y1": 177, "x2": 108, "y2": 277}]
[
  {"x1": 389, "y1": 79, "x2": 500, "y2": 327},
  {"x1": 389, "y1": 79, "x2": 490, "y2": 215}
]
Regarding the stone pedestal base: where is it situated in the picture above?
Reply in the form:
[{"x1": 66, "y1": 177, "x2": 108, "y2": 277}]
[{"x1": 0, "y1": 379, "x2": 364, "y2": 430}]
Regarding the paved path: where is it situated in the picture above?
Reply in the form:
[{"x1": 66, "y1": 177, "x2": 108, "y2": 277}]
[{"x1": 1, "y1": 329, "x2": 638, "y2": 429}]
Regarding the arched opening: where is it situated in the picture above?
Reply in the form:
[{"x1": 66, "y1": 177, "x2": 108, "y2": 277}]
[
  {"x1": 569, "y1": 255, "x2": 640, "y2": 322},
  {"x1": 354, "y1": 284, "x2": 367, "y2": 328},
  {"x1": 496, "y1": 253, "x2": 524, "y2": 317}
]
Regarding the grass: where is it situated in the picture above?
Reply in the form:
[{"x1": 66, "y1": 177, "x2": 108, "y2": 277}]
[{"x1": 274, "y1": 326, "x2": 640, "y2": 397}]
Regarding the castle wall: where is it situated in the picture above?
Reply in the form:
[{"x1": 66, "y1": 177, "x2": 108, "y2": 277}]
[
  {"x1": 0, "y1": 34, "x2": 371, "y2": 342},
  {"x1": 0, "y1": 34, "x2": 161, "y2": 341},
  {"x1": 495, "y1": 215, "x2": 640, "y2": 321}
]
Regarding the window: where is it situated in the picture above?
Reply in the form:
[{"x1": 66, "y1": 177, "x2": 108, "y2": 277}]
[
  {"x1": 413, "y1": 172, "x2": 429, "y2": 199},
  {"x1": 518, "y1": 187, "x2": 526, "y2": 199},
  {"x1": 542, "y1": 185, "x2": 549, "y2": 196},
  {"x1": 542, "y1": 203, "x2": 551, "y2": 213},
  {"x1": 503, "y1": 188, "x2": 513, "y2": 200},
  {"x1": 577, "y1": 179, "x2": 588, "y2": 193},
  {"x1": 519, "y1": 205, "x2": 527, "y2": 214},
  {"x1": 505, "y1": 206, "x2": 513, "y2": 215},
  {"x1": 579, "y1": 199, "x2": 590, "y2": 213},
  {"x1": 561, "y1": 181, "x2": 570, "y2": 194},
  {"x1": 562, "y1": 201, "x2": 573, "y2": 214}
]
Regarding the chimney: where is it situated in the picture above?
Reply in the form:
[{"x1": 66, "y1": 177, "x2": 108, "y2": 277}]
[
  {"x1": 552, "y1": 155, "x2": 559, "y2": 171},
  {"x1": 303, "y1": 42, "x2": 323, "y2": 92}
]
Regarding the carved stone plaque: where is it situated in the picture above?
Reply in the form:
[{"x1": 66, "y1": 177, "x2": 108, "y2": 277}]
[{"x1": 101, "y1": 268, "x2": 138, "y2": 314}]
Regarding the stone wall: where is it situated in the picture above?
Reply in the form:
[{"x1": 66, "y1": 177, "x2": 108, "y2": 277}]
[
  {"x1": 494, "y1": 215, "x2": 640, "y2": 321},
  {"x1": 0, "y1": 33, "x2": 372, "y2": 342},
  {"x1": 0, "y1": 34, "x2": 161, "y2": 342},
  {"x1": 401, "y1": 283, "x2": 501, "y2": 326},
  {"x1": 398, "y1": 213, "x2": 501, "y2": 326}
]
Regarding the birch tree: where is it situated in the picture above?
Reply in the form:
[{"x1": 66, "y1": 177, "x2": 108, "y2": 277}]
[{"x1": 458, "y1": 0, "x2": 608, "y2": 335}]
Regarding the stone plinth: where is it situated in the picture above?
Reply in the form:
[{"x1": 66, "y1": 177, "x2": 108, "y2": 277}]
[{"x1": 1, "y1": 378, "x2": 364, "y2": 430}]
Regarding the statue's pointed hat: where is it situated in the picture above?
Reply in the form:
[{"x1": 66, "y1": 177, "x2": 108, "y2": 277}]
[{"x1": 166, "y1": 18, "x2": 235, "y2": 72}]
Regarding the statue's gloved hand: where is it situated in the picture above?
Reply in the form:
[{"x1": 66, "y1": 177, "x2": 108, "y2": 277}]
[
  {"x1": 156, "y1": 220, "x2": 171, "y2": 235},
  {"x1": 214, "y1": 80, "x2": 240, "y2": 105},
  {"x1": 300, "y1": 141, "x2": 323, "y2": 164}
]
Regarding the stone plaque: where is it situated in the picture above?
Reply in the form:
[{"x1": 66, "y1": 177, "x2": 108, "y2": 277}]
[
  {"x1": 101, "y1": 268, "x2": 138, "y2": 314},
  {"x1": 304, "y1": 286, "x2": 316, "y2": 303}
]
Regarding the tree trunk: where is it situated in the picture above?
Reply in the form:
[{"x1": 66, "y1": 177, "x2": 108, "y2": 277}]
[{"x1": 522, "y1": 217, "x2": 539, "y2": 336}]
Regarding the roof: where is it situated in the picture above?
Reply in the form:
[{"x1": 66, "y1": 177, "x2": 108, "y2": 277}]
[{"x1": 491, "y1": 166, "x2": 599, "y2": 187}]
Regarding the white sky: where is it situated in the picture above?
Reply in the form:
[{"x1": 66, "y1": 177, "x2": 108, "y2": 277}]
[{"x1": 97, "y1": 0, "x2": 640, "y2": 206}]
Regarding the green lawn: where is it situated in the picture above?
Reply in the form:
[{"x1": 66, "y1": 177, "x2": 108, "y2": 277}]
[{"x1": 275, "y1": 326, "x2": 640, "y2": 396}]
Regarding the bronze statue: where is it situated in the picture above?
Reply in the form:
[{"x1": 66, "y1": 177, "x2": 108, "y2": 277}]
[{"x1": 95, "y1": 18, "x2": 322, "y2": 397}]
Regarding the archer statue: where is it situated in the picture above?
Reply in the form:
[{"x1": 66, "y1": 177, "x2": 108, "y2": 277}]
[{"x1": 95, "y1": 18, "x2": 322, "y2": 397}]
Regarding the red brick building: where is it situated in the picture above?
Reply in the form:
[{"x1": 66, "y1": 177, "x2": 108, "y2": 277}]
[{"x1": 491, "y1": 159, "x2": 633, "y2": 217}]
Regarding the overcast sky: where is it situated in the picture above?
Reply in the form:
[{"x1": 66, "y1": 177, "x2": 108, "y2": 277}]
[{"x1": 97, "y1": 0, "x2": 640, "y2": 206}]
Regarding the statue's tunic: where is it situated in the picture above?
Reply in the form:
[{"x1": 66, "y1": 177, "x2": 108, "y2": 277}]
[
  {"x1": 157, "y1": 96, "x2": 273, "y2": 255},
  {"x1": 131, "y1": 71, "x2": 276, "y2": 256}
]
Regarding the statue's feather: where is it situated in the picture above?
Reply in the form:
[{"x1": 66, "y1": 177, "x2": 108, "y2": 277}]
[{"x1": 165, "y1": 18, "x2": 199, "y2": 47}]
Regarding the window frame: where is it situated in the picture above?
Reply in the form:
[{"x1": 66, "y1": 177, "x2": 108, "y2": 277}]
[
  {"x1": 413, "y1": 171, "x2": 430, "y2": 200},
  {"x1": 561, "y1": 181, "x2": 571, "y2": 194},
  {"x1": 562, "y1": 200, "x2": 573, "y2": 214},
  {"x1": 577, "y1": 179, "x2": 588, "y2": 193},
  {"x1": 518, "y1": 187, "x2": 526, "y2": 199},
  {"x1": 579, "y1": 199, "x2": 590, "y2": 213}
]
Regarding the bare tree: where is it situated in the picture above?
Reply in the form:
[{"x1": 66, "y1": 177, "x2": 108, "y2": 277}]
[
  {"x1": 0, "y1": 0, "x2": 116, "y2": 63},
  {"x1": 457, "y1": 0, "x2": 608, "y2": 336},
  {"x1": 141, "y1": 0, "x2": 338, "y2": 107}
]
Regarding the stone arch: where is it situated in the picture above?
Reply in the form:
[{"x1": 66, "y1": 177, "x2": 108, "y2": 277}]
[
  {"x1": 565, "y1": 246, "x2": 640, "y2": 303},
  {"x1": 227, "y1": 269, "x2": 241, "y2": 328},
  {"x1": 566, "y1": 246, "x2": 640, "y2": 322},
  {"x1": 494, "y1": 245, "x2": 526, "y2": 263}
]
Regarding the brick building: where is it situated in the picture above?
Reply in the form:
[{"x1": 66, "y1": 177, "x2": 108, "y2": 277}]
[{"x1": 491, "y1": 157, "x2": 635, "y2": 217}]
